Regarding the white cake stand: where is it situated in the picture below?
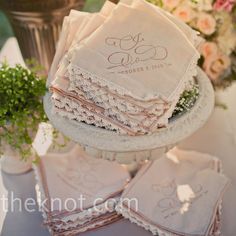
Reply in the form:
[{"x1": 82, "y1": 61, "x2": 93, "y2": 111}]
[{"x1": 44, "y1": 67, "x2": 214, "y2": 170}]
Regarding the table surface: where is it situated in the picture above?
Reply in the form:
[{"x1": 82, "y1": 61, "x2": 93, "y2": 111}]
[{"x1": 0, "y1": 38, "x2": 236, "y2": 236}]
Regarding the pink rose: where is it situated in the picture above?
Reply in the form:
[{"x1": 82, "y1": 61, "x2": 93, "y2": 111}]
[
  {"x1": 203, "y1": 53, "x2": 231, "y2": 80},
  {"x1": 200, "y1": 42, "x2": 218, "y2": 58},
  {"x1": 196, "y1": 13, "x2": 216, "y2": 35},
  {"x1": 213, "y1": 0, "x2": 236, "y2": 12},
  {"x1": 173, "y1": 6, "x2": 195, "y2": 23}
]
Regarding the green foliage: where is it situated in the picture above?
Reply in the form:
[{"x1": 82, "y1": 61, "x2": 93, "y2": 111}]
[
  {"x1": 0, "y1": 62, "x2": 47, "y2": 160},
  {"x1": 172, "y1": 83, "x2": 200, "y2": 117},
  {"x1": 83, "y1": 0, "x2": 105, "y2": 12}
]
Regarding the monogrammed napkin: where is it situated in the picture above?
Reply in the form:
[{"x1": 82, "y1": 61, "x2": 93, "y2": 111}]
[
  {"x1": 51, "y1": 75, "x2": 171, "y2": 135},
  {"x1": 116, "y1": 148, "x2": 229, "y2": 236},
  {"x1": 49, "y1": 1, "x2": 115, "y2": 85},
  {"x1": 49, "y1": 0, "x2": 201, "y2": 135},
  {"x1": 71, "y1": 0, "x2": 116, "y2": 46},
  {"x1": 69, "y1": 0, "x2": 199, "y2": 101},
  {"x1": 50, "y1": 3, "x2": 113, "y2": 87},
  {"x1": 34, "y1": 145, "x2": 130, "y2": 235}
]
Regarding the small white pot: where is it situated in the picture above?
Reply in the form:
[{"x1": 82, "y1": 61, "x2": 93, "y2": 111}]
[{"x1": 1, "y1": 145, "x2": 32, "y2": 175}]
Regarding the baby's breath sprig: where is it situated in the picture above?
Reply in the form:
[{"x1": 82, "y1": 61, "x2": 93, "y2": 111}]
[{"x1": 172, "y1": 83, "x2": 200, "y2": 118}]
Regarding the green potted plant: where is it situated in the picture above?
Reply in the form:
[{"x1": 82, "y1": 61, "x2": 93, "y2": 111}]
[{"x1": 0, "y1": 61, "x2": 47, "y2": 174}]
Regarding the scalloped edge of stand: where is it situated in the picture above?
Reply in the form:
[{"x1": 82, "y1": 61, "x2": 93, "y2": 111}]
[{"x1": 44, "y1": 67, "x2": 215, "y2": 152}]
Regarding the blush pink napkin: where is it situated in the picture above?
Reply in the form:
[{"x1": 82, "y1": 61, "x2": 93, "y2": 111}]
[{"x1": 117, "y1": 148, "x2": 229, "y2": 236}]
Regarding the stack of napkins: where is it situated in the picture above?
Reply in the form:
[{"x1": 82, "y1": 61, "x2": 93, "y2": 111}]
[
  {"x1": 34, "y1": 146, "x2": 130, "y2": 235},
  {"x1": 49, "y1": 0, "x2": 202, "y2": 135},
  {"x1": 116, "y1": 148, "x2": 229, "y2": 236}
]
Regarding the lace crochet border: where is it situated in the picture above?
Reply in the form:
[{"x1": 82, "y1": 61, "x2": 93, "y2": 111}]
[
  {"x1": 68, "y1": 51, "x2": 199, "y2": 101},
  {"x1": 52, "y1": 94, "x2": 161, "y2": 135},
  {"x1": 115, "y1": 158, "x2": 222, "y2": 236},
  {"x1": 52, "y1": 97, "x2": 137, "y2": 135},
  {"x1": 52, "y1": 91, "x2": 170, "y2": 131},
  {"x1": 33, "y1": 164, "x2": 121, "y2": 234}
]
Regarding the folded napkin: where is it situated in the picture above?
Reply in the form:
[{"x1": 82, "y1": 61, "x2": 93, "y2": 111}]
[
  {"x1": 49, "y1": 0, "x2": 201, "y2": 135},
  {"x1": 133, "y1": 0, "x2": 202, "y2": 48},
  {"x1": 116, "y1": 148, "x2": 229, "y2": 236},
  {"x1": 51, "y1": 0, "x2": 115, "y2": 83},
  {"x1": 69, "y1": 0, "x2": 199, "y2": 101},
  {"x1": 34, "y1": 145, "x2": 130, "y2": 235},
  {"x1": 48, "y1": 11, "x2": 90, "y2": 86},
  {"x1": 51, "y1": 76, "x2": 171, "y2": 135}
]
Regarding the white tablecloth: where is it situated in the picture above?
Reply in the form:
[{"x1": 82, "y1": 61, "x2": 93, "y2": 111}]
[{"x1": 0, "y1": 38, "x2": 236, "y2": 236}]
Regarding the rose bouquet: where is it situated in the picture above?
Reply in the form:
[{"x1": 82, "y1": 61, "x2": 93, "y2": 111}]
[{"x1": 147, "y1": 0, "x2": 236, "y2": 88}]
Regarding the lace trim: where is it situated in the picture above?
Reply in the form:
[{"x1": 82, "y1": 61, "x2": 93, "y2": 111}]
[
  {"x1": 67, "y1": 83, "x2": 162, "y2": 124},
  {"x1": 33, "y1": 165, "x2": 49, "y2": 221},
  {"x1": 34, "y1": 164, "x2": 121, "y2": 234},
  {"x1": 52, "y1": 214, "x2": 121, "y2": 236},
  {"x1": 116, "y1": 203, "x2": 169, "y2": 235},
  {"x1": 69, "y1": 76, "x2": 195, "y2": 130},
  {"x1": 68, "y1": 79, "x2": 179, "y2": 128},
  {"x1": 52, "y1": 92, "x2": 172, "y2": 135},
  {"x1": 52, "y1": 96, "x2": 141, "y2": 135},
  {"x1": 54, "y1": 85, "x2": 167, "y2": 128},
  {"x1": 68, "y1": 49, "x2": 199, "y2": 101},
  {"x1": 68, "y1": 74, "x2": 170, "y2": 115},
  {"x1": 51, "y1": 68, "x2": 200, "y2": 134},
  {"x1": 69, "y1": 79, "x2": 143, "y2": 114},
  {"x1": 47, "y1": 198, "x2": 119, "y2": 230},
  {"x1": 116, "y1": 203, "x2": 221, "y2": 236}
]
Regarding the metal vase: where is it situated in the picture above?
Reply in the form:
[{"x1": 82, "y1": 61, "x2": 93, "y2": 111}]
[{"x1": 0, "y1": 0, "x2": 85, "y2": 71}]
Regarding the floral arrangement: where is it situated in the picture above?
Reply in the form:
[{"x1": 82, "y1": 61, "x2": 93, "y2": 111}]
[{"x1": 147, "y1": 0, "x2": 236, "y2": 88}]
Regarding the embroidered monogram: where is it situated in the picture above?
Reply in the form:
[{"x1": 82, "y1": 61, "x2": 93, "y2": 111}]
[
  {"x1": 56, "y1": 156, "x2": 105, "y2": 197},
  {"x1": 105, "y1": 33, "x2": 168, "y2": 71},
  {"x1": 152, "y1": 179, "x2": 207, "y2": 219}
]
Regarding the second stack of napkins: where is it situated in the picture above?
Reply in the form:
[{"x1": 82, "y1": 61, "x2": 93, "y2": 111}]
[
  {"x1": 116, "y1": 148, "x2": 229, "y2": 236},
  {"x1": 34, "y1": 145, "x2": 130, "y2": 236}
]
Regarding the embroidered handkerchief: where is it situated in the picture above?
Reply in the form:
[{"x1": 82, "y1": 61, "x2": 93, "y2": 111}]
[
  {"x1": 116, "y1": 148, "x2": 229, "y2": 236},
  {"x1": 34, "y1": 145, "x2": 130, "y2": 235}
]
